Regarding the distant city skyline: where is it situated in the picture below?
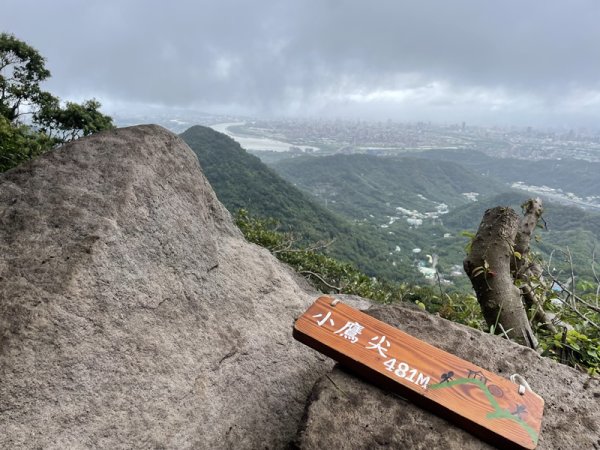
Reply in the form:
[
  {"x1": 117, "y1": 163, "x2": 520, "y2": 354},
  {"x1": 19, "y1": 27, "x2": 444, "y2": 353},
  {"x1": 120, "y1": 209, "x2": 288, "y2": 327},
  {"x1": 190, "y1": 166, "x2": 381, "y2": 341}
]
[{"x1": 3, "y1": 0, "x2": 600, "y2": 128}]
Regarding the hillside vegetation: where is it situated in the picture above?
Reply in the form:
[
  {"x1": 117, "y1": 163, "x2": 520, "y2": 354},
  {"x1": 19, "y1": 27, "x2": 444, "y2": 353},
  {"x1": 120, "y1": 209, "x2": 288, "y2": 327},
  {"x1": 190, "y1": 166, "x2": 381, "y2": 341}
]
[
  {"x1": 418, "y1": 148, "x2": 600, "y2": 198},
  {"x1": 270, "y1": 152, "x2": 600, "y2": 286},
  {"x1": 273, "y1": 154, "x2": 505, "y2": 220},
  {"x1": 271, "y1": 153, "x2": 512, "y2": 286},
  {"x1": 181, "y1": 125, "x2": 423, "y2": 281},
  {"x1": 183, "y1": 125, "x2": 600, "y2": 288},
  {"x1": 181, "y1": 125, "x2": 345, "y2": 239}
]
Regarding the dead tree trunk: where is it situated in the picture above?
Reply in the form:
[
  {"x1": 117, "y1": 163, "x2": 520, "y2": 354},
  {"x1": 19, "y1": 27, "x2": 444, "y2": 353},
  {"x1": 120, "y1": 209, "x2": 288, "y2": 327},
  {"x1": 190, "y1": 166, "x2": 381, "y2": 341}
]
[
  {"x1": 464, "y1": 206, "x2": 538, "y2": 348},
  {"x1": 513, "y1": 198, "x2": 557, "y2": 333}
]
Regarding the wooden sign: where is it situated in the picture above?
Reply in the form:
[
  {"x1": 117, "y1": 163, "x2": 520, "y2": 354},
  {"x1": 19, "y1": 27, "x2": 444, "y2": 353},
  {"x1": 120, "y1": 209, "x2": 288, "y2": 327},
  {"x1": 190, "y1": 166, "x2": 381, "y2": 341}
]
[{"x1": 293, "y1": 296, "x2": 544, "y2": 450}]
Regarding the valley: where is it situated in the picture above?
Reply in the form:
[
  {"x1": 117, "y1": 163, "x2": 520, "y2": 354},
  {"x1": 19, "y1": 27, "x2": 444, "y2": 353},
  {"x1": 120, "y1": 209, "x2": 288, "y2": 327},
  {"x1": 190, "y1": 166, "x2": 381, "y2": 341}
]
[{"x1": 182, "y1": 124, "x2": 600, "y2": 290}]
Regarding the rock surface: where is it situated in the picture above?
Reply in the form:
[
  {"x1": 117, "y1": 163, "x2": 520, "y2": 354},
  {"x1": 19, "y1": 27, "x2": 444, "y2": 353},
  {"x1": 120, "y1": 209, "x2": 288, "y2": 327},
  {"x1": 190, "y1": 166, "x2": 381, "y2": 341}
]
[
  {"x1": 0, "y1": 125, "x2": 330, "y2": 449},
  {"x1": 295, "y1": 304, "x2": 600, "y2": 449}
]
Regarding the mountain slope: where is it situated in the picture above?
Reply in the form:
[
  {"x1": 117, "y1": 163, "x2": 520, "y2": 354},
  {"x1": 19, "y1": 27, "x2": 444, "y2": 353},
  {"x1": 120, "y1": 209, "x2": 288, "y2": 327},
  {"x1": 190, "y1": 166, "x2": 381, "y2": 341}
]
[
  {"x1": 181, "y1": 125, "x2": 346, "y2": 239},
  {"x1": 417, "y1": 149, "x2": 600, "y2": 198},
  {"x1": 268, "y1": 154, "x2": 515, "y2": 284},
  {"x1": 181, "y1": 127, "x2": 600, "y2": 286},
  {"x1": 181, "y1": 125, "x2": 422, "y2": 281},
  {"x1": 272, "y1": 154, "x2": 506, "y2": 221},
  {"x1": 272, "y1": 153, "x2": 600, "y2": 285}
]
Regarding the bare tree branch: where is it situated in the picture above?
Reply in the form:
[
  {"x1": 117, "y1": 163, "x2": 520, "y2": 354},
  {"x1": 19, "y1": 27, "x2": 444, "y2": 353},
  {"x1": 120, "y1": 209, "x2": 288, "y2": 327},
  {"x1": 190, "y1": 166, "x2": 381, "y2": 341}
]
[
  {"x1": 300, "y1": 270, "x2": 342, "y2": 293},
  {"x1": 272, "y1": 238, "x2": 335, "y2": 255},
  {"x1": 565, "y1": 247, "x2": 577, "y2": 309},
  {"x1": 547, "y1": 276, "x2": 600, "y2": 315},
  {"x1": 591, "y1": 247, "x2": 600, "y2": 306},
  {"x1": 547, "y1": 291, "x2": 600, "y2": 331},
  {"x1": 513, "y1": 198, "x2": 556, "y2": 332}
]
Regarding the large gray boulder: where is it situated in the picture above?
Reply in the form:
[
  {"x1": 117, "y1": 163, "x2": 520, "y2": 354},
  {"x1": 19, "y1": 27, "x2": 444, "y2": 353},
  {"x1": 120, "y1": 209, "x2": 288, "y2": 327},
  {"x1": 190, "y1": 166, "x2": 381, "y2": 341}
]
[
  {"x1": 295, "y1": 303, "x2": 600, "y2": 449},
  {"x1": 0, "y1": 125, "x2": 330, "y2": 449}
]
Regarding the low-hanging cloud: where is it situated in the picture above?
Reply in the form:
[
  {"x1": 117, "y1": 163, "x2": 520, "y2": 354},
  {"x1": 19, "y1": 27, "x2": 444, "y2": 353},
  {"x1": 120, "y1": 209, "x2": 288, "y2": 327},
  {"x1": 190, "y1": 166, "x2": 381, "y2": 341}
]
[{"x1": 3, "y1": 0, "x2": 600, "y2": 125}]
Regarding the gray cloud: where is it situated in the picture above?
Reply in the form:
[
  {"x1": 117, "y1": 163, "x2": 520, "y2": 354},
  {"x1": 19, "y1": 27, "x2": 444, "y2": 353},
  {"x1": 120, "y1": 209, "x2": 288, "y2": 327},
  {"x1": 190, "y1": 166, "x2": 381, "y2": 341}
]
[{"x1": 3, "y1": 0, "x2": 600, "y2": 125}]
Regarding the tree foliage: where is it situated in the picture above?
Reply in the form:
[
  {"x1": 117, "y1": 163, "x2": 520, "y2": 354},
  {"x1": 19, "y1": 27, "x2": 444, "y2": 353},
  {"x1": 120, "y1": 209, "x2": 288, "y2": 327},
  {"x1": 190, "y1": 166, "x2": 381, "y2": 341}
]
[
  {"x1": 0, "y1": 32, "x2": 50, "y2": 122},
  {"x1": 0, "y1": 32, "x2": 114, "y2": 172},
  {"x1": 0, "y1": 115, "x2": 53, "y2": 172},
  {"x1": 34, "y1": 97, "x2": 114, "y2": 142}
]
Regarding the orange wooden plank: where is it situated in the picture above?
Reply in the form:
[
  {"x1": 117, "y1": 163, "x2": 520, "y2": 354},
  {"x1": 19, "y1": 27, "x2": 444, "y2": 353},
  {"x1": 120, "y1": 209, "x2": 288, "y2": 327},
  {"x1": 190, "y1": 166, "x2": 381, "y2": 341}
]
[{"x1": 293, "y1": 296, "x2": 544, "y2": 449}]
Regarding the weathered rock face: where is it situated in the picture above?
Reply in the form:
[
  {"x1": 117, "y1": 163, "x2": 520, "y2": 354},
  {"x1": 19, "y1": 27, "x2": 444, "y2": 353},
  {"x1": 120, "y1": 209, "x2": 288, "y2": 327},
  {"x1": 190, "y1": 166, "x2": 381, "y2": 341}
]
[
  {"x1": 295, "y1": 303, "x2": 600, "y2": 449},
  {"x1": 0, "y1": 125, "x2": 330, "y2": 449}
]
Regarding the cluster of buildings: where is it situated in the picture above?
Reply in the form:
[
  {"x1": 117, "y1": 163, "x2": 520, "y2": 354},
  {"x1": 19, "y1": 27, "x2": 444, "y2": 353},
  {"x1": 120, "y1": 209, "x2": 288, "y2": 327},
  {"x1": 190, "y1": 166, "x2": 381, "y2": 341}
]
[{"x1": 240, "y1": 118, "x2": 600, "y2": 161}]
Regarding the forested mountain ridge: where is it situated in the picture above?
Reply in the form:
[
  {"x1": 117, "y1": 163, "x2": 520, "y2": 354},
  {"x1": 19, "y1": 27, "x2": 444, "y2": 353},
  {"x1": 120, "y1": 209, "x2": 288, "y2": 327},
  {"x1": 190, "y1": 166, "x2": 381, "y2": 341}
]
[
  {"x1": 270, "y1": 151, "x2": 600, "y2": 284},
  {"x1": 272, "y1": 153, "x2": 506, "y2": 221},
  {"x1": 181, "y1": 125, "x2": 422, "y2": 281},
  {"x1": 182, "y1": 125, "x2": 600, "y2": 286},
  {"x1": 417, "y1": 148, "x2": 600, "y2": 199},
  {"x1": 181, "y1": 125, "x2": 346, "y2": 240}
]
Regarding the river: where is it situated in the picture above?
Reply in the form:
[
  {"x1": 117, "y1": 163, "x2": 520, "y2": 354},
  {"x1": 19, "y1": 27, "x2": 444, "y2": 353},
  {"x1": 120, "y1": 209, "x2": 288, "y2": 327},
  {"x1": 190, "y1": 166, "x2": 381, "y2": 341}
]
[{"x1": 210, "y1": 122, "x2": 318, "y2": 152}]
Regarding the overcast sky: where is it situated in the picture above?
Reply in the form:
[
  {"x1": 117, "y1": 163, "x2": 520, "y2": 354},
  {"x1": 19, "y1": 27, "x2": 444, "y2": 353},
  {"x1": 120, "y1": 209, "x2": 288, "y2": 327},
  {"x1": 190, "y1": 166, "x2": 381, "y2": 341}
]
[{"x1": 3, "y1": 0, "x2": 600, "y2": 127}]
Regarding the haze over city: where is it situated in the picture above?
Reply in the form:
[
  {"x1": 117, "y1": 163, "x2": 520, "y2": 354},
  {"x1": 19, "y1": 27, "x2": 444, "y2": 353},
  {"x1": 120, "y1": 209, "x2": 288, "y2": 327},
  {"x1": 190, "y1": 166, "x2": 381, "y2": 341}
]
[{"x1": 3, "y1": 0, "x2": 600, "y2": 128}]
